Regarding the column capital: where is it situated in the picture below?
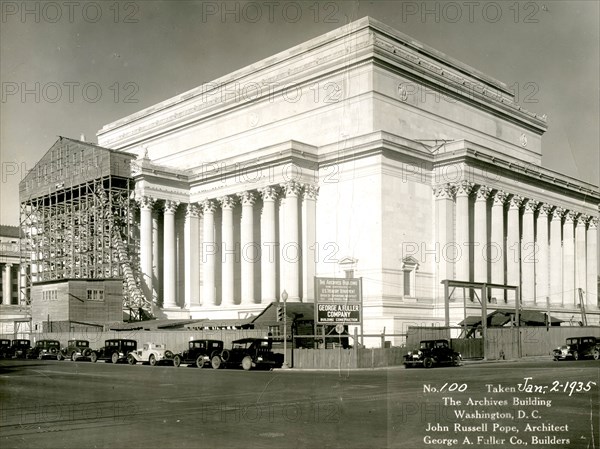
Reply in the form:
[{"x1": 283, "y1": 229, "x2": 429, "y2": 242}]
[
  {"x1": 433, "y1": 183, "x2": 455, "y2": 199},
  {"x1": 164, "y1": 200, "x2": 180, "y2": 214},
  {"x1": 588, "y1": 216, "x2": 599, "y2": 229},
  {"x1": 201, "y1": 199, "x2": 217, "y2": 214},
  {"x1": 238, "y1": 191, "x2": 256, "y2": 206},
  {"x1": 538, "y1": 203, "x2": 552, "y2": 216},
  {"x1": 281, "y1": 181, "x2": 302, "y2": 197},
  {"x1": 219, "y1": 195, "x2": 237, "y2": 210},
  {"x1": 137, "y1": 195, "x2": 155, "y2": 210},
  {"x1": 564, "y1": 210, "x2": 578, "y2": 223},
  {"x1": 454, "y1": 180, "x2": 474, "y2": 197},
  {"x1": 551, "y1": 206, "x2": 566, "y2": 221},
  {"x1": 4, "y1": 263, "x2": 13, "y2": 268},
  {"x1": 523, "y1": 199, "x2": 539, "y2": 213},
  {"x1": 259, "y1": 186, "x2": 279, "y2": 202},
  {"x1": 508, "y1": 194, "x2": 525, "y2": 210},
  {"x1": 576, "y1": 213, "x2": 588, "y2": 227},
  {"x1": 186, "y1": 203, "x2": 201, "y2": 218},
  {"x1": 491, "y1": 190, "x2": 508, "y2": 206},
  {"x1": 302, "y1": 184, "x2": 319, "y2": 200},
  {"x1": 474, "y1": 185, "x2": 492, "y2": 201}
]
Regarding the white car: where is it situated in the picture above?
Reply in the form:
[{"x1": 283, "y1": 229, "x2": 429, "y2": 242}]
[{"x1": 127, "y1": 342, "x2": 174, "y2": 366}]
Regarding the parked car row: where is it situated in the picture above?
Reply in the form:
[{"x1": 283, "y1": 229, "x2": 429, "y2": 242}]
[
  {"x1": 0, "y1": 337, "x2": 284, "y2": 370},
  {"x1": 553, "y1": 336, "x2": 600, "y2": 361}
]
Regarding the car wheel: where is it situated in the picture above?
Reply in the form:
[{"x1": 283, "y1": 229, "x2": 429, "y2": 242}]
[
  {"x1": 127, "y1": 354, "x2": 136, "y2": 365},
  {"x1": 90, "y1": 352, "x2": 98, "y2": 363},
  {"x1": 242, "y1": 356, "x2": 253, "y2": 371},
  {"x1": 57, "y1": 353, "x2": 63, "y2": 361},
  {"x1": 173, "y1": 355, "x2": 181, "y2": 368},
  {"x1": 71, "y1": 352, "x2": 78, "y2": 362},
  {"x1": 221, "y1": 350, "x2": 231, "y2": 362},
  {"x1": 593, "y1": 350, "x2": 600, "y2": 361},
  {"x1": 196, "y1": 355, "x2": 205, "y2": 368},
  {"x1": 38, "y1": 353, "x2": 43, "y2": 360},
  {"x1": 149, "y1": 354, "x2": 157, "y2": 366},
  {"x1": 423, "y1": 357, "x2": 434, "y2": 368},
  {"x1": 111, "y1": 352, "x2": 119, "y2": 364},
  {"x1": 211, "y1": 355, "x2": 222, "y2": 369},
  {"x1": 573, "y1": 351, "x2": 579, "y2": 361},
  {"x1": 82, "y1": 348, "x2": 92, "y2": 357}
]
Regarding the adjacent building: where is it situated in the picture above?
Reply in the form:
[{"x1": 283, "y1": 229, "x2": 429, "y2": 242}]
[{"x1": 0, "y1": 225, "x2": 30, "y2": 335}]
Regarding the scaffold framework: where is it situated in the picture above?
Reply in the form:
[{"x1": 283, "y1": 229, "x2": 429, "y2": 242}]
[{"x1": 18, "y1": 137, "x2": 152, "y2": 318}]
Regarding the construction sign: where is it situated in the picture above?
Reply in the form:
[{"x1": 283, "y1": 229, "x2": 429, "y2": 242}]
[{"x1": 314, "y1": 277, "x2": 362, "y2": 324}]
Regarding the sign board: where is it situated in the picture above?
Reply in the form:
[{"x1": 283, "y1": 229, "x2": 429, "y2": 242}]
[{"x1": 315, "y1": 277, "x2": 362, "y2": 325}]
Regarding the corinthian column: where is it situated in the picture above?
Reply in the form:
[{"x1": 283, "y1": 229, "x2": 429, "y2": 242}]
[
  {"x1": 220, "y1": 196, "x2": 237, "y2": 306},
  {"x1": 586, "y1": 217, "x2": 598, "y2": 310},
  {"x1": 152, "y1": 207, "x2": 161, "y2": 306},
  {"x1": 238, "y1": 191, "x2": 256, "y2": 305},
  {"x1": 549, "y1": 207, "x2": 565, "y2": 306},
  {"x1": 473, "y1": 186, "x2": 491, "y2": 284},
  {"x1": 202, "y1": 200, "x2": 217, "y2": 306},
  {"x1": 506, "y1": 195, "x2": 523, "y2": 305},
  {"x1": 521, "y1": 199, "x2": 538, "y2": 305},
  {"x1": 490, "y1": 191, "x2": 507, "y2": 302},
  {"x1": 575, "y1": 215, "x2": 587, "y2": 308},
  {"x1": 455, "y1": 181, "x2": 473, "y2": 288},
  {"x1": 260, "y1": 186, "x2": 278, "y2": 303},
  {"x1": 434, "y1": 184, "x2": 455, "y2": 318},
  {"x1": 281, "y1": 181, "x2": 302, "y2": 302},
  {"x1": 563, "y1": 211, "x2": 576, "y2": 307},
  {"x1": 138, "y1": 196, "x2": 154, "y2": 303},
  {"x1": 184, "y1": 203, "x2": 201, "y2": 308},
  {"x1": 302, "y1": 184, "x2": 318, "y2": 302},
  {"x1": 3, "y1": 264, "x2": 12, "y2": 304},
  {"x1": 535, "y1": 204, "x2": 551, "y2": 304},
  {"x1": 163, "y1": 200, "x2": 179, "y2": 308}
]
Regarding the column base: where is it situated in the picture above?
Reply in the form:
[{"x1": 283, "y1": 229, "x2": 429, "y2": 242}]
[{"x1": 160, "y1": 308, "x2": 192, "y2": 319}]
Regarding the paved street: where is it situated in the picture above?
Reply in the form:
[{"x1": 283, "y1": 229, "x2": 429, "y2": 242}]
[{"x1": 1, "y1": 358, "x2": 598, "y2": 449}]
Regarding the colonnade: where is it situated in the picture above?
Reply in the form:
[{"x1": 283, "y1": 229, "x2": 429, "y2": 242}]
[
  {"x1": 434, "y1": 181, "x2": 598, "y2": 308},
  {"x1": 137, "y1": 181, "x2": 318, "y2": 308}
]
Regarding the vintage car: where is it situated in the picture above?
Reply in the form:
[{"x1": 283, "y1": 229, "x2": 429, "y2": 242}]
[
  {"x1": 90, "y1": 339, "x2": 137, "y2": 364},
  {"x1": 0, "y1": 339, "x2": 11, "y2": 358},
  {"x1": 173, "y1": 339, "x2": 224, "y2": 368},
  {"x1": 211, "y1": 338, "x2": 284, "y2": 370},
  {"x1": 404, "y1": 339, "x2": 462, "y2": 368},
  {"x1": 127, "y1": 342, "x2": 174, "y2": 366},
  {"x1": 553, "y1": 336, "x2": 600, "y2": 361},
  {"x1": 27, "y1": 340, "x2": 61, "y2": 360},
  {"x1": 58, "y1": 340, "x2": 92, "y2": 361},
  {"x1": 9, "y1": 339, "x2": 31, "y2": 358}
]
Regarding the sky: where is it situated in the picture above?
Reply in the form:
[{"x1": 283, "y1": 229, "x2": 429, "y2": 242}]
[{"x1": 1, "y1": 0, "x2": 599, "y2": 226}]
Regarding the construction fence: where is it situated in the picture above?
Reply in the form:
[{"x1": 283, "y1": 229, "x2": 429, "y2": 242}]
[{"x1": 406, "y1": 326, "x2": 600, "y2": 360}]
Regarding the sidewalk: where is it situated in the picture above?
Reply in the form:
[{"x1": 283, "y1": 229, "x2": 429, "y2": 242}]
[{"x1": 272, "y1": 355, "x2": 552, "y2": 372}]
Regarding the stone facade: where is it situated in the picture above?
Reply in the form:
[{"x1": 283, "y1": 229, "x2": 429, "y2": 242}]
[{"x1": 93, "y1": 18, "x2": 598, "y2": 338}]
